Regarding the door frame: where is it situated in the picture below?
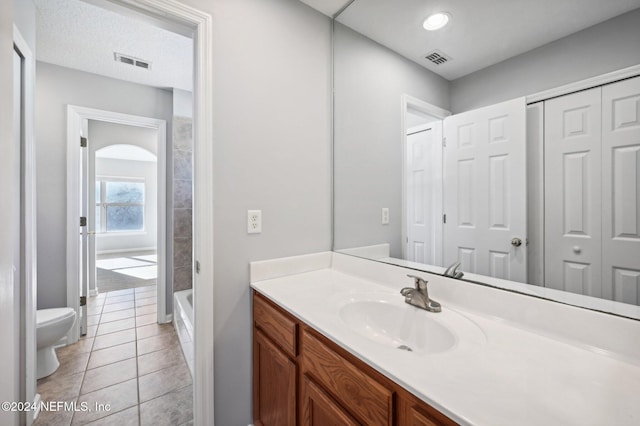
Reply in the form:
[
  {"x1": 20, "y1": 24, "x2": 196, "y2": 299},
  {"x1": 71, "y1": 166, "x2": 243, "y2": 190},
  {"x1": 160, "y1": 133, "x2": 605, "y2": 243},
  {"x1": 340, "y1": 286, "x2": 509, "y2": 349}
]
[
  {"x1": 14, "y1": 24, "x2": 38, "y2": 426},
  {"x1": 400, "y1": 94, "x2": 450, "y2": 261},
  {"x1": 66, "y1": 107, "x2": 168, "y2": 332},
  {"x1": 66, "y1": 2, "x2": 214, "y2": 423}
]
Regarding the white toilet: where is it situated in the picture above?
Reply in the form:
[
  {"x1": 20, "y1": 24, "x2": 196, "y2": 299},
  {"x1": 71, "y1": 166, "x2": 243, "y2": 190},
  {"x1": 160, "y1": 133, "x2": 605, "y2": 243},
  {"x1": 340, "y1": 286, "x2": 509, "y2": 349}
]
[{"x1": 36, "y1": 308, "x2": 76, "y2": 379}]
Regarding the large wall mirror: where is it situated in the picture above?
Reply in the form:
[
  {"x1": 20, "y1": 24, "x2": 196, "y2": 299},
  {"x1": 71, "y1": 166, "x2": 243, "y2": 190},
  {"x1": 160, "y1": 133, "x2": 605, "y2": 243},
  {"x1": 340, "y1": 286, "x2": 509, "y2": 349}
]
[{"x1": 333, "y1": 0, "x2": 640, "y2": 319}]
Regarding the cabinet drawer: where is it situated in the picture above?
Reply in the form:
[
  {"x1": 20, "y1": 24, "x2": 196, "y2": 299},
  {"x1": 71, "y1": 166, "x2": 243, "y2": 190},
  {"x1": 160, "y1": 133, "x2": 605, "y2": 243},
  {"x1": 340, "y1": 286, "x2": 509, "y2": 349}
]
[
  {"x1": 253, "y1": 293, "x2": 297, "y2": 357},
  {"x1": 302, "y1": 330, "x2": 393, "y2": 426}
]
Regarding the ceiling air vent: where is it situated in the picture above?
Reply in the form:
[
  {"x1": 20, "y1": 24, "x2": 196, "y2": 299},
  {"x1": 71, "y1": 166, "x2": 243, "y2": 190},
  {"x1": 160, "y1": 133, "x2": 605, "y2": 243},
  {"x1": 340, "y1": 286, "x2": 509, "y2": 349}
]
[
  {"x1": 114, "y1": 52, "x2": 152, "y2": 70},
  {"x1": 424, "y1": 50, "x2": 451, "y2": 65}
]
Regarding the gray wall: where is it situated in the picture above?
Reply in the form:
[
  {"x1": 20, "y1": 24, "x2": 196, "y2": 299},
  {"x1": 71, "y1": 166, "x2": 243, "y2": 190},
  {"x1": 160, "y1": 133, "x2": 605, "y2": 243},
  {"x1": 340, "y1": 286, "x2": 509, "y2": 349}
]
[
  {"x1": 450, "y1": 8, "x2": 640, "y2": 113},
  {"x1": 333, "y1": 22, "x2": 450, "y2": 258},
  {"x1": 35, "y1": 62, "x2": 173, "y2": 309},
  {"x1": 206, "y1": 0, "x2": 332, "y2": 423}
]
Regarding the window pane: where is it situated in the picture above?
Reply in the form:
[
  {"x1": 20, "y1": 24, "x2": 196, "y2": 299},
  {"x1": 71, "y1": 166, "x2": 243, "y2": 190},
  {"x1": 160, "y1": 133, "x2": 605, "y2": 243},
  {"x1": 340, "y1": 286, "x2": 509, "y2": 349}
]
[
  {"x1": 96, "y1": 181, "x2": 101, "y2": 203},
  {"x1": 106, "y1": 206, "x2": 143, "y2": 231},
  {"x1": 96, "y1": 205, "x2": 101, "y2": 230},
  {"x1": 105, "y1": 181, "x2": 144, "y2": 203}
]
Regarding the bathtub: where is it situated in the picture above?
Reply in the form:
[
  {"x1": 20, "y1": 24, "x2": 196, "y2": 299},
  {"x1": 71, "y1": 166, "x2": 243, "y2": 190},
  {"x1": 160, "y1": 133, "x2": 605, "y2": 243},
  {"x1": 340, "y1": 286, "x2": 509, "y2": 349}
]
[{"x1": 173, "y1": 289, "x2": 194, "y2": 377}]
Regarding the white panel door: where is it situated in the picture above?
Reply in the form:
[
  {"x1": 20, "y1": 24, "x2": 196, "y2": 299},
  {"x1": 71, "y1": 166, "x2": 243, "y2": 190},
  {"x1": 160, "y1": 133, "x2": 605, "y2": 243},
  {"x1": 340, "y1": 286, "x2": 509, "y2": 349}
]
[
  {"x1": 444, "y1": 97, "x2": 527, "y2": 281},
  {"x1": 406, "y1": 122, "x2": 443, "y2": 265},
  {"x1": 602, "y1": 75, "x2": 640, "y2": 305},
  {"x1": 545, "y1": 88, "x2": 602, "y2": 296}
]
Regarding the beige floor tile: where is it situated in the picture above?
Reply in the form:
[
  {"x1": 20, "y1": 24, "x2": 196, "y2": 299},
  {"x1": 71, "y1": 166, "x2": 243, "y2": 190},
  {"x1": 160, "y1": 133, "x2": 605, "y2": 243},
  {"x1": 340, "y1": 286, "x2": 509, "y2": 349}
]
[
  {"x1": 104, "y1": 294, "x2": 135, "y2": 305},
  {"x1": 54, "y1": 351, "x2": 90, "y2": 378},
  {"x1": 100, "y1": 308, "x2": 136, "y2": 324},
  {"x1": 135, "y1": 304, "x2": 156, "y2": 316},
  {"x1": 136, "y1": 323, "x2": 174, "y2": 340},
  {"x1": 56, "y1": 337, "x2": 94, "y2": 357},
  {"x1": 96, "y1": 318, "x2": 136, "y2": 335},
  {"x1": 87, "y1": 315, "x2": 101, "y2": 326},
  {"x1": 72, "y1": 379, "x2": 138, "y2": 425},
  {"x1": 139, "y1": 385, "x2": 192, "y2": 426},
  {"x1": 135, "y1": 297, "x2": 156, "y2": 307},
  {"x1": 33, "y1": 399, "x2": 75, "y2": 426},
  {"x1": 138, "y1": 362, "x2": 192, "y2": 402},
  {"x1": 81, "y1": 358, "x2": 137, "y2": 395},
  {"x1": 87, "y1": 342, "x2": 136, "y2": 370},
  {"x1": 85, "y1": 405, "x2": 139, "y2": 426},
  {"x1": 37, "y1": 371, "x2": 84, "y2": 402},
  {"x1": 92, "y1": 329, "x2": 136, "y2": 351},
  {"x1": 135, "y1": 286, "x2": 155, "y2": 294},
  {"x1": 84, "y1": 325, "x2": 98, "y2": 338},
  {"x1": 87, "y1": 305, "x2": 103, "y2": 316},
  {"x1": 137, "y1": 345, "x2": 186, "y2": 376},
  {"x1": 102, "y1": 301, "x2": 135, "y2": 313},
  {"x1": 137, "y1": 332, "x2": 179, "y2": 356},
  {"x1": 135, "y1": 313, "x2": 157, "y2": 327},
  {"x1": 104, "y1": 288, "x2": 135, "y2": 297}
]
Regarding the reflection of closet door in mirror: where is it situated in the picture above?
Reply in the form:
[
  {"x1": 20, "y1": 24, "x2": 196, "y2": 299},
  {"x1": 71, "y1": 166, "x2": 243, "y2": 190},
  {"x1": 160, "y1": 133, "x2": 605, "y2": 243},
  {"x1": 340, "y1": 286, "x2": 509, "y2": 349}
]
[
  {"x1": 602, "y1": 75, "x2": 640, "y2": 305},
  {"x1": 443, "y1": 97, "x2": 527, "y2": 282},
  {"x1": 545, "y1": 88, "x2": 602, "y2": 297}
]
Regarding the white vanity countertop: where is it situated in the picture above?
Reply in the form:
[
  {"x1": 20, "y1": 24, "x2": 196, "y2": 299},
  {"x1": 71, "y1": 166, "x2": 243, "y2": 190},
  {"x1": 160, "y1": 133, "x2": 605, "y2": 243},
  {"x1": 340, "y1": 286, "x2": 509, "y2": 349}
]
[{"x1": 250, "y1": 252, "x2": 640, "y2": 426}]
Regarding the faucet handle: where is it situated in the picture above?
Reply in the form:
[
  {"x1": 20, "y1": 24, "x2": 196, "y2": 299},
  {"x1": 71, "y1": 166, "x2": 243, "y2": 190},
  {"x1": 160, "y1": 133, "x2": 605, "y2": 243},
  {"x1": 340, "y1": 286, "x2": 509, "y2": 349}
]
[{"x1": 407, "y1": 274, "x2": 428, "y2": 290}]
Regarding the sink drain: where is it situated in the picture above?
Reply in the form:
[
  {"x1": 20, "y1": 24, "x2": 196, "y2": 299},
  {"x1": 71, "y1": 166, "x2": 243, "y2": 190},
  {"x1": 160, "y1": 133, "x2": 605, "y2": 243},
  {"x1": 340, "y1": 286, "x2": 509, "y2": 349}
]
[{"x1": 397, "y1": 345, "x2": 413, "y2": 352}]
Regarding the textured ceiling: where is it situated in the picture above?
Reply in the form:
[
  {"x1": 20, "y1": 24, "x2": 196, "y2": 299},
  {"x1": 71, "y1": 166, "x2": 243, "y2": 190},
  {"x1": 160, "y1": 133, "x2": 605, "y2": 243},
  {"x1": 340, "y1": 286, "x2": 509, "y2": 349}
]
[
  {"x1": 335, "y1": 0, "x2": 640, "y2": 80},
  {"x1": 35, "y1": 0, "x2": 193, "y2": 91}
]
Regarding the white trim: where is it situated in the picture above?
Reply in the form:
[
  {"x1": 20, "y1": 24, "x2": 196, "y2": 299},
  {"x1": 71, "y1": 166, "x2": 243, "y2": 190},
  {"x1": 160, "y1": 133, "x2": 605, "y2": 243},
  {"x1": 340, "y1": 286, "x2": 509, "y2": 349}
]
[
  {"x1": 14, "y1": 25, "x2": 37, "y2": 426},
  {"x1": 400, "y1": 95, "x2": 450, "y2": 262},
  {"x1": 526, "y1": 64, "x2": 640, "y2": 104},
  {"x1": 113, "y1": 1, "x2": 215, "y2": 424},
  {"x1": 96, "y1": 246, "x2": 156, "y2": 255},
  {"x1": 31, "y1": 393, "x2": 41, "y2": 423},
  {"x1": 67, "y1": 107, "x2": 169, "y2": 343}
]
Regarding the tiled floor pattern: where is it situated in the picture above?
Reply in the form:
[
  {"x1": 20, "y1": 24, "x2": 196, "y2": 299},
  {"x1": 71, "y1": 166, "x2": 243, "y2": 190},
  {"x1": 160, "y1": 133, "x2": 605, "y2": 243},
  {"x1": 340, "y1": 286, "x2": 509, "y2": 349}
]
[
  {"x1": 34, "y1": 286, "x2": 193, "y2": 426},
  {"x1": 96, "y1": 251, "x2": 157, "y2": 293}
]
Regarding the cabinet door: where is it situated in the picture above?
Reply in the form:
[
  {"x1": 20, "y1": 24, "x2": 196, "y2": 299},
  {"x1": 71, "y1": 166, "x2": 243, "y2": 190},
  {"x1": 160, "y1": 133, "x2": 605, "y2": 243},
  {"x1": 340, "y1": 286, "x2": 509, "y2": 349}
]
[
  {"x1": 301, "y1": 375, "x2": 360, "y2": 426},
  {"x1": 254, "y1": 330, "x2": 296, "y2": 426}
]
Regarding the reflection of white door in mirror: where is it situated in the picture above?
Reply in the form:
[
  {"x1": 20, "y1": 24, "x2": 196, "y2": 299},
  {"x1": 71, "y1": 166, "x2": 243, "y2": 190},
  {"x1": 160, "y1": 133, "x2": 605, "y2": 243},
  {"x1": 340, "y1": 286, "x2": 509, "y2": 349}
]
[
  {"x1": 406, "y1": 122, "x2": 443, "y2": 266},
  {"x1": 545, "y1": 75, "x2": 640, "y2": 304},
  {"x1": 545, "y1": 88, "x2": 602, "y2": 297},
  {"x1": 602, "y1": 76, "x2": 640, "y2": 305},
  {"x1": 443, "y1": 97, "x2": 528, "y2": 282}
]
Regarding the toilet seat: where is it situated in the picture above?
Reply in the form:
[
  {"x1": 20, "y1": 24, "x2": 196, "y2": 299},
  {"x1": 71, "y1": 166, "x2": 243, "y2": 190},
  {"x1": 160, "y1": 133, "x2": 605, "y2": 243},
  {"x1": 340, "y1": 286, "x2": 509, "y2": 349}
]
[{"x1": 36, "y1": 308, "x2": 75, "y2": 328}]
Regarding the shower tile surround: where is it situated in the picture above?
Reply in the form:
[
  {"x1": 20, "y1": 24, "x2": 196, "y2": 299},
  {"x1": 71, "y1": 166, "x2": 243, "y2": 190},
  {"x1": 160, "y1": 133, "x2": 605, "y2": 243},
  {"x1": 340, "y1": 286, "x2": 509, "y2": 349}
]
[
  {"x1": 172, "y1": 116, "x2": 193, "y2": 293},
  {"x1": 34, "y1": 287, "x2": 193, "y2": 426}
]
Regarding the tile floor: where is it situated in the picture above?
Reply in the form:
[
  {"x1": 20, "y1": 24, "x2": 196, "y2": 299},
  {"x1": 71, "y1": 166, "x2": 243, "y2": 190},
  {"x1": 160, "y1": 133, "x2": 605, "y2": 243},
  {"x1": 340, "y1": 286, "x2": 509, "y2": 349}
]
[{"x1": 34, "y1": 286, "x2": 193, "y2": 426}]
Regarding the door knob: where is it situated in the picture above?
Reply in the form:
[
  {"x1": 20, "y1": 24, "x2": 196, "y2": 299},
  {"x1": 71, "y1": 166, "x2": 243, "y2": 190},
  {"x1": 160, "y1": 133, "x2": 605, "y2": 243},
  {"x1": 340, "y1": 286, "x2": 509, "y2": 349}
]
[{"x1": 511, "y1": 237, "x2": 523, "y2": 247}]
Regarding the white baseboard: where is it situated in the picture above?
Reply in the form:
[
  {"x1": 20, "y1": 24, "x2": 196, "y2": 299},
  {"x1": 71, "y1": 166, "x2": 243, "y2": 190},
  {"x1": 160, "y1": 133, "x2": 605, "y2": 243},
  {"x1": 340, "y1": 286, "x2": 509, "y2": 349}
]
[{"x1": 89, "y1": 288, "x2": 99, "y2": 296}]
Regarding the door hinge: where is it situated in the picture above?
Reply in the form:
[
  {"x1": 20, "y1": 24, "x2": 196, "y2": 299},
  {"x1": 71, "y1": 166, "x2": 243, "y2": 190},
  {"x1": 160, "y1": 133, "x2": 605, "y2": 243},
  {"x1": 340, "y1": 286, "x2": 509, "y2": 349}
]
[
  {"x1": 80, "y1": 216, "x2": 87, "y2": 227},
  {"x1": 443, "y1": 214, "x2": 447, "y2": 224},
  {"x1": 442, "y1": 137, "x2": 447, "y2": 147},
  {"x1": 195, "y1": 260, "x2": 201, "y2": 274},
  {"x1": 80, "y1": 136, "x2": 87, "y2": 147},
  {"x1": 80, "y1": 296, "x2": 87, "y2": 307}
]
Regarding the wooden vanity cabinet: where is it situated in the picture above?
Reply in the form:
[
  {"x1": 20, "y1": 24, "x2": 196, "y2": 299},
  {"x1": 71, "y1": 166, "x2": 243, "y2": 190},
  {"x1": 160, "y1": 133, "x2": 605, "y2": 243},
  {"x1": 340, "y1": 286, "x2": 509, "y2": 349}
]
[{"x1": 253, "y1": 291, "x2": 457, "y2": 426}]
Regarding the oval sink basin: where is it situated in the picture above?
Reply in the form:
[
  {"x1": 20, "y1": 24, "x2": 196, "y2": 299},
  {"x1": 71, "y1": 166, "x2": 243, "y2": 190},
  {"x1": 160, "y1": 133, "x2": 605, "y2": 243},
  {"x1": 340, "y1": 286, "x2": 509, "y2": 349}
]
[{"x1": 339, "y1": 300, "x2": 456, "y2": 354}]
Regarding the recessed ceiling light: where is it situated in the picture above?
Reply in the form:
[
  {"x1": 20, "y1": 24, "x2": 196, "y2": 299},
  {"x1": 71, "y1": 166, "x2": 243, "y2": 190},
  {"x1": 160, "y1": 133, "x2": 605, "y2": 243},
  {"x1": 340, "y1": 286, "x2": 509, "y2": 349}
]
[{"x1": 423, "y1": 12, "x2": 450, "y2": 31}]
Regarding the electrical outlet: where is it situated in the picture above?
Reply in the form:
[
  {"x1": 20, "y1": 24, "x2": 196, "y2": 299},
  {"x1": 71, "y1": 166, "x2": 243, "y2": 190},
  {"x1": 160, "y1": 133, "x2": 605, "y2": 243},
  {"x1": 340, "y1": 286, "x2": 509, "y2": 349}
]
[
  {"x1": 248, "y1": 210, "x2": 262, "y2": 234},
  {"x1": 382, "y1": 208, "x2": 390, "y2": 225}
]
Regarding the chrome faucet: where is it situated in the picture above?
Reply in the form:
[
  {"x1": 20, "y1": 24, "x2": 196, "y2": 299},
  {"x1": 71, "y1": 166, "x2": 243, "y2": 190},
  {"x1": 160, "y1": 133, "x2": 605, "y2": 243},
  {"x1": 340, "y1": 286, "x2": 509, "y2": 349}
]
[
  {"x1": 443, "y1": 261, "x2": 464, "y2": 279},
  {"x1": 400, "y1": 275, "x2": 441, "y2": 313}
]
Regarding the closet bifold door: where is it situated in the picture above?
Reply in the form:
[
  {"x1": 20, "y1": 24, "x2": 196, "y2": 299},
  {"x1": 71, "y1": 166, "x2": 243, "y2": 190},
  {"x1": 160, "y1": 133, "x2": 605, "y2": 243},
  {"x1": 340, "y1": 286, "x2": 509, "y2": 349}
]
[
  {"x1": 601, "y1": 75, "x2": 640, "y2": 305},
  {"x1": 544, "y1": 87, "x2": 602, "y2": 297}
]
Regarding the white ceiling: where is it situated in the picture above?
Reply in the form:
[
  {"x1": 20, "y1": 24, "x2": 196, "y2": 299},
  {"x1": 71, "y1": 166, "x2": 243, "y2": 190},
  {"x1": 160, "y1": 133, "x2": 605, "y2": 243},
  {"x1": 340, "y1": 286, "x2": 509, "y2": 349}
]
[
  {"x1": 334, "y1": 0, "x2": 640, "y2": 80},
  {"x1": 34, "y1": 0, "x2": 193, "y2": 91},
  {"x1": 298, "y1": 0, "x2": 353, "y2": 17}
]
